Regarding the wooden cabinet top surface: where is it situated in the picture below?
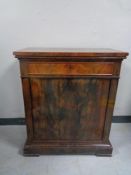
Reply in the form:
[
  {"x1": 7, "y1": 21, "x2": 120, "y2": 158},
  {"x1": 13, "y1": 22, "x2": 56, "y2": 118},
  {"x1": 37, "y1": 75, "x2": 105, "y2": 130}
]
[{"x1": 13, "y1": 47, "x2": 128, "y2": 59}]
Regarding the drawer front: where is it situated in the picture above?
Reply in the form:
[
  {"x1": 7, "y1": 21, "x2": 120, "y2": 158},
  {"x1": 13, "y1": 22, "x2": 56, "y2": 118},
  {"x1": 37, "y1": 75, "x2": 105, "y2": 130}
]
[{"x1": 21, "y1": 62, "x2": 115, "y2": 76}]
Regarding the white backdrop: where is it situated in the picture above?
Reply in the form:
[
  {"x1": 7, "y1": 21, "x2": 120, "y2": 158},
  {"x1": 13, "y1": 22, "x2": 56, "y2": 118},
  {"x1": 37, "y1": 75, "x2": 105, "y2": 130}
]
[{"x1": 0, "y1": 0, "x2": 131, "y2": 118}]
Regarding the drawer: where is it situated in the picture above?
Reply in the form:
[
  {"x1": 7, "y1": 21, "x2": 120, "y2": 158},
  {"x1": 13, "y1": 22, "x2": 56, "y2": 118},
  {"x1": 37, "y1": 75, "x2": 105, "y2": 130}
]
[{"x1": 21, "y1": 62, "x2": 115, "y2": 76}]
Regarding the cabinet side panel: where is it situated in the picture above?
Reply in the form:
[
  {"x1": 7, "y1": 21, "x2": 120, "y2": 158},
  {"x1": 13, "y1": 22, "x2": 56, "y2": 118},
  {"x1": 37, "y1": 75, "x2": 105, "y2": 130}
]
[
  {"x1": 103, "y1": 79, "x2": 119, "y2": 141},
  {"x1": 21, "y1": 78, "x2": 33, "y2": 141}
]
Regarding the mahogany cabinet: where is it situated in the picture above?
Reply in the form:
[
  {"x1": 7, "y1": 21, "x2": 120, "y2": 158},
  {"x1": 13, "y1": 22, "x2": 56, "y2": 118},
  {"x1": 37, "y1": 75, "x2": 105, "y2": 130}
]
[{"x1": 13, "y1": 48, "x2": 128, "y2": 156}]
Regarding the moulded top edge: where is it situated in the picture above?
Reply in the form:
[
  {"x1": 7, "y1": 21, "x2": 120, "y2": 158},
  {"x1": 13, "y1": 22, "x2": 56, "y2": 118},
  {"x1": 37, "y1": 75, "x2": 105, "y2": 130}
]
[{"x1": 13, "y1": 47, "x2": 129, "y2": 58}]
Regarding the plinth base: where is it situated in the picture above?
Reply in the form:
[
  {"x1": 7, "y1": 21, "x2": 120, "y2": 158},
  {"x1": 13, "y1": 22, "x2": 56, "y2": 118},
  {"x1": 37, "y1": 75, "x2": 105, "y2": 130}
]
[{"x1": 23, "y1": 140, "x2": 112, "y2": 157}]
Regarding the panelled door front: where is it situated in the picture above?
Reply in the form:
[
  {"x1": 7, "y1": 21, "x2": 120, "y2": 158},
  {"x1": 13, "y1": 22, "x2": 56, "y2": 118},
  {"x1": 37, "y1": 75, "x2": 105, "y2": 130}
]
[{"x1": 30, "y1": 78, "x2": 110, "y2": 141}]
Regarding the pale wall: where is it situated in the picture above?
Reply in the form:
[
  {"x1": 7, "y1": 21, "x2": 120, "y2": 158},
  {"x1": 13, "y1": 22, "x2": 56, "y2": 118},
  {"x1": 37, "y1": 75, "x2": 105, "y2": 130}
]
[{"x1": 0, "y1": 0, "x2": 131, "y2": 118}]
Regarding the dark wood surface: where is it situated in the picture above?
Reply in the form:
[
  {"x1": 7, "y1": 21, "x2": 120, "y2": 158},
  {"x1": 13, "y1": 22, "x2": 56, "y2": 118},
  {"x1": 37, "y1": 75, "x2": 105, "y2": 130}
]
[
  {"x1": 31, "y1": 78, "x2": 109, "y2": 140},
  {"x1": 14, "y1": 48, "x2": 128, "y2": 156},
  {"x1": 13, "y1": 47, "x2": 128, "y2": 58}
]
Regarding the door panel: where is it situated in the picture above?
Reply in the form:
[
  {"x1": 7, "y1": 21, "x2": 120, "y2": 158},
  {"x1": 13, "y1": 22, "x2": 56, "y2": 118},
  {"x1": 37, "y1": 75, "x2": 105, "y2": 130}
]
[{"x1": 30, "y1": 78, "x2": 110, "y2": 141}]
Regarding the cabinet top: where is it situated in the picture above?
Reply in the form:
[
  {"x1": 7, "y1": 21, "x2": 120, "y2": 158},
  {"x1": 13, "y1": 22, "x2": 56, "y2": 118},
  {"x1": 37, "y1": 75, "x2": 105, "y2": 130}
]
[{"x1": 13, "y1": 47, "x2": 128, "y2": 59}]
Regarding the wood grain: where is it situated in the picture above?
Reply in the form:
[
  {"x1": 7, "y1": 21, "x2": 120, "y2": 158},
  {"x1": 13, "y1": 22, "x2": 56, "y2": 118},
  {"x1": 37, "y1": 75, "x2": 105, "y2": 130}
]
[
  {"x1": 13, "y1": 47, "x2": 129, "y2": 58},
  {"x1": 30, "y1": 78, "x2": 110, "y2": 141},
  {"x1": 27, "y1": 62, "x2": 114, "y2": 76}
]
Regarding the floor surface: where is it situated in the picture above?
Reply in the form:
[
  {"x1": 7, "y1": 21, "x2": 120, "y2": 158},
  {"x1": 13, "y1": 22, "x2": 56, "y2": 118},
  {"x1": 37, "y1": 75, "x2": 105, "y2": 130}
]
[{"x1": 0, "y1": 123, "x2": 131, "y2": 175}]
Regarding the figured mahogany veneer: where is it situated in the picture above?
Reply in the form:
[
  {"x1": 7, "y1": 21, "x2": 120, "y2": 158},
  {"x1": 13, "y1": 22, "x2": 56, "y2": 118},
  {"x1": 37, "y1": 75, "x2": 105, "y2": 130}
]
[
  {"x1": 21, "y1": 62, "x2": 116, "y2": 76},
  {"x1": 13, "y1": 48, "x2": 128, "y2": 156}
]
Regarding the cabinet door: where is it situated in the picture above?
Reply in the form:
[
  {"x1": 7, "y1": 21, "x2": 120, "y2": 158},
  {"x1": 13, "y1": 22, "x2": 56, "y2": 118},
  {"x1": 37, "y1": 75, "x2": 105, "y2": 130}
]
[{"x1": 30, "y1": 78, "x2": 110, "y2": 141}]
